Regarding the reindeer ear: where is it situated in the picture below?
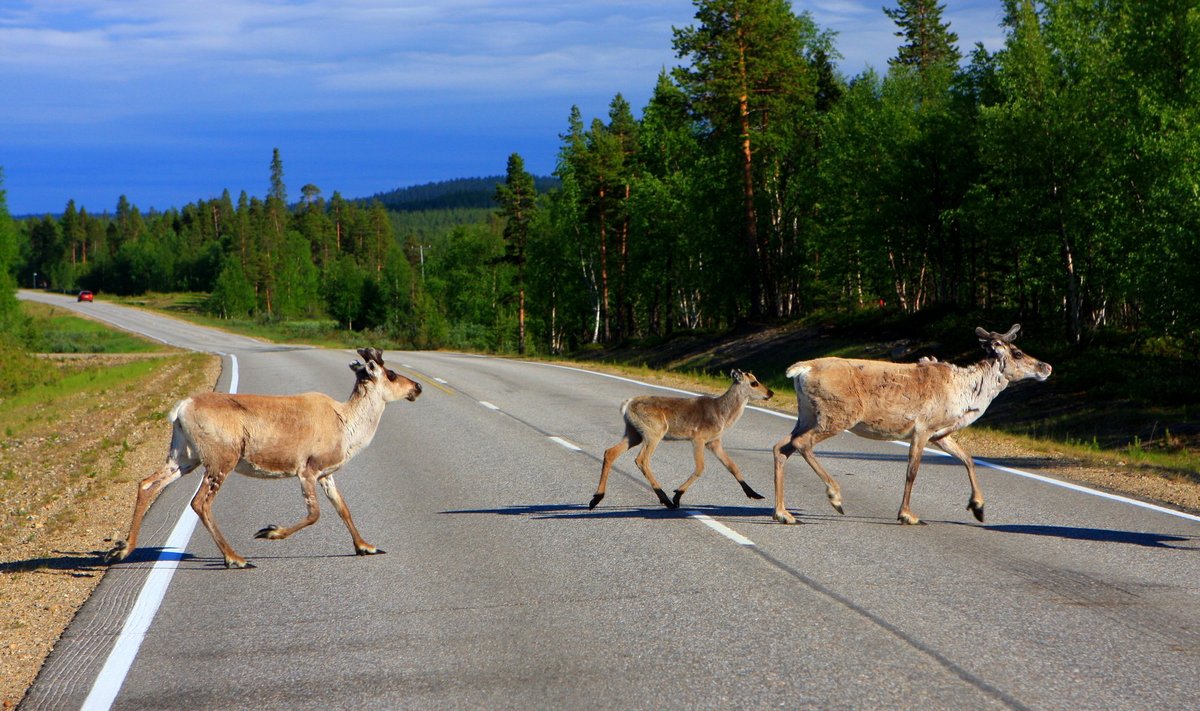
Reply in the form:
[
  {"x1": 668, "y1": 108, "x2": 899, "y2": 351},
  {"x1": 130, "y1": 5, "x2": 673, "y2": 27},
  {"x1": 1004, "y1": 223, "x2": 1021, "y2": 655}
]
[
  {"x1": 349, "y1": 360, "x2": 365, "y2": 376},
  {"x1": 731, "y1": 369, "x2": 743, "y2": 381}
]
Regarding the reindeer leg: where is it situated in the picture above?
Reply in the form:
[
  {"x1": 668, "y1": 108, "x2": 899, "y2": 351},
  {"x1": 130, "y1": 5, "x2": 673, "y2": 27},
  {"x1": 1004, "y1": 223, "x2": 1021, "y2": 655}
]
[
  {"x1": 706, "y1": 438, "x2": 763, "y2": 501},
  {"x1": 633, "y1": 434, "x2": 676, "y2": 509},
  {"x1": 255, "y1": 467, "x2": 322, "y2": 542},
  {"x1": 933, "y1": 434, "x2": 984, "y2": 522},
  {"x1": 107, "y1": 422, "x2": 200, "y2": 563},
  {"x1": 898, "y1": 434, "x2": 931, "y2": 525},
  {"x1": 772, "y1": 431, "x2": 801, "y2": 524},
  {"x1": 798, "y1": 438, "x2": 845, "y2": 516},
  {"x1": 318, "y1": 474, "x2": 382, "y2": 556},
  {"x1": 190, "y1": 459, "x2": 251, "y2": 568},
  {"x1": 591, "y1": 425, "x2": 642, "y2": 509},
  {"x1": 671, "y1": 438, "x2": 709, "y2": 508},
  {"x1": 106, "y1": 461, "x2": 190, "y2": 562}
]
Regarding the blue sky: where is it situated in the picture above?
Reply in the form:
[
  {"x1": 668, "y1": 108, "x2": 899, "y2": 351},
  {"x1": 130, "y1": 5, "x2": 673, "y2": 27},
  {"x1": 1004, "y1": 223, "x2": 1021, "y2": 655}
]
[{"x1": 0, "y1": 1, "x2": 1005, "y2": 216}]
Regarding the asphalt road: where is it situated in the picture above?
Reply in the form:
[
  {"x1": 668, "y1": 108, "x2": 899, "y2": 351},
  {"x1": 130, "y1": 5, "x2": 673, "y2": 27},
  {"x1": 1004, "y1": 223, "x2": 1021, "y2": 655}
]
[{"x1": 18, "y1": 290, "x2": 1200, "y2": 710}]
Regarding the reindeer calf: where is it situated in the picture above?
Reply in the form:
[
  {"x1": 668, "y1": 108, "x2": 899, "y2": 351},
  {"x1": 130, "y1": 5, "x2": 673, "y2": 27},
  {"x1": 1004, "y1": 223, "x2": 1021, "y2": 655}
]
[{"x1": 590, "y1": 369, "x2": 773, "y2": 510}]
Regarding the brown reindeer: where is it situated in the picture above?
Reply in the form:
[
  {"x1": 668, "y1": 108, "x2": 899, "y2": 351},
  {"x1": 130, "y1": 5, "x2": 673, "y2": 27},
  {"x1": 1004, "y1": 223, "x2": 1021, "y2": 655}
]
[
  {"x1": 106, "y1": 348, "x2": 421, "y2": 568},
  {"x1": 590, "y1": 369, "x2": 774, "y2": 510},
  {"x1": 772, "y1": 325, "x2": 1051, "y2": 525}
]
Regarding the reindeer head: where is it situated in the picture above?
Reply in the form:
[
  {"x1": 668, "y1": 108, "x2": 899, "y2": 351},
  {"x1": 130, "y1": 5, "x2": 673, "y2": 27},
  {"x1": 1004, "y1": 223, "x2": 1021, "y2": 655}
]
[
  {"x1": 975, "y1": 325, "x2": 1052, "y2": 383},
  {"x1": 350, "y1": 348, "x2": 422, "y2": 401},
  {"x1": 731, "y1": 368, "x2": 774, "y2": 400}
]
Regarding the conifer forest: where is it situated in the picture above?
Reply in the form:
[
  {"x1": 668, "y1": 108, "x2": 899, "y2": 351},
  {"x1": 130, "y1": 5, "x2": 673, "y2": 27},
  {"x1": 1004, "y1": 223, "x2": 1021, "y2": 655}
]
[{"x1": 3, "y1": 0, "x2": 1198, "y2": 356}]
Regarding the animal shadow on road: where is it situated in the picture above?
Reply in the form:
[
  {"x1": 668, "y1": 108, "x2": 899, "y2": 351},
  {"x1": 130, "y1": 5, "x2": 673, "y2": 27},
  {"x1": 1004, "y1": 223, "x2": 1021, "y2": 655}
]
[
  {"x1": 441, "y1": 503, "x2": 769, "y2": 522},
  {"x1": 1, "y1": 548, "x2": 125, "y2": 577},
  {"x1": 970, "y1": 523, "x2": 1200, "y2": 549}
]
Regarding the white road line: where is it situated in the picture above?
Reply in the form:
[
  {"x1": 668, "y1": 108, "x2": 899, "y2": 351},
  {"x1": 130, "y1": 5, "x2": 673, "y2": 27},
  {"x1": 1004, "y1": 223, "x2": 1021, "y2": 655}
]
[
  {"x1": 82, "y1": 352, "x2": 240, "y2": 711},
  {"x1": 917, "y1": 446, "x2": 1200, "y2": 524},
  {"x1": 479, "y1": 401, "x2": 500, "y2": 411},
  {"x1": 690, "y1": 513, "x2": 756, "y2": 546},
  {"x1": 434, "y1": 377, "x2": 449, "y2": 384},
  {"x1": 549, "y1": 436, "x2": 582, "y2": 452}
]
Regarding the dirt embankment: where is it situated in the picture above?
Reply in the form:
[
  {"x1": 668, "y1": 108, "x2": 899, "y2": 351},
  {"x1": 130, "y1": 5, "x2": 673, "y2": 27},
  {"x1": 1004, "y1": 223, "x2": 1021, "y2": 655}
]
[{"x1": 1, "y1": 353, "x2": 220, "y2": 708}]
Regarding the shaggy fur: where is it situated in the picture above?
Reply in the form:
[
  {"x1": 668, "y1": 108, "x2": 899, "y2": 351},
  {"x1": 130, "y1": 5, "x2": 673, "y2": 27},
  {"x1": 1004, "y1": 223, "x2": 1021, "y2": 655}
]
[{"x1": 772, "y1": 326, "x2": 1051, "y2": 525}]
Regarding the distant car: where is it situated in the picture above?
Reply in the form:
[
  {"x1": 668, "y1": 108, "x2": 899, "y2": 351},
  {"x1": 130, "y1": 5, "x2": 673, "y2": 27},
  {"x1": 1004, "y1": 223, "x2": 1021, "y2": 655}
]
[{"x1": 77, "y1": 290, "x2": 94, "y2": 302}]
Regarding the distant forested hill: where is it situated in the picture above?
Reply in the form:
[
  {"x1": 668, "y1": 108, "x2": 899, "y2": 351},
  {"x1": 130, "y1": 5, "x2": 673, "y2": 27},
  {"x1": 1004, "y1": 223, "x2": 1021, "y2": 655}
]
[{"x1": 366, "y1": 176, "x2": 559, "y2": 212}]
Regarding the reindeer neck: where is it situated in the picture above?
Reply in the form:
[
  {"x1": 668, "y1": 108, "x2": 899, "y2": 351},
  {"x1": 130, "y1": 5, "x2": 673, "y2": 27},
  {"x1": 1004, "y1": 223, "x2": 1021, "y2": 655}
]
[
  {"x1": 713, "y1": 384, "x2": 751, "y2": 425},
  {"x1": 959, "y1": 357, "x2": 1012, "y2": 409},
  {"x1": 340, "y1": 382, "x2": 389, "y2": 458}
]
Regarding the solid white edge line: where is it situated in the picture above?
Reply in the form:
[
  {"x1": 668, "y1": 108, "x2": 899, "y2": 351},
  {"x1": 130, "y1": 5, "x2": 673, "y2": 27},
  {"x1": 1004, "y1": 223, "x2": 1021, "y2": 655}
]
[
  {"x1": 914, "y1": 444, "x2": 1200, "y2": 524},
  {"x1": 690, "y1": 513, "x2": 756, "y2": 546},
  {"x1": 434, "y1": 377, "x2": 449, "y2": 384},
  {"x1": 81, "y1": 353, "x2": 239, "y2": 710},
  {"x1": 527, "y1": 359, "x2": 1200, "y2": 525},
  {"x1": 479, "y1": 401, "x2": 500, "y2": 411},
  {"x1": 549, "y1": 436, "x2": 582, "y2": 452}
]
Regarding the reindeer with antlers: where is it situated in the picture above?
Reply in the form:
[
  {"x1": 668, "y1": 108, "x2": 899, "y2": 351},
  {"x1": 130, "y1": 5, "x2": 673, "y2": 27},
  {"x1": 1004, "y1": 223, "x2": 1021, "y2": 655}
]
[{"x1": 106, "y1": 348, "x2": 421, "y2": 569}]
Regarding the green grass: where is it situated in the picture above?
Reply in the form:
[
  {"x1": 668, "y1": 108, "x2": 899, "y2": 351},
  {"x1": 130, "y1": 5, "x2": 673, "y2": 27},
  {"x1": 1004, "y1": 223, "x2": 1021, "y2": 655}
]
[
  {"x1": 0, "y1": 359, "x2": 163, "y2": 436},
  {"x1": 21, "y1": 302, "x2": 164, "y2": 354},
  {"x1": 111, "y1": 292, "x2": 352, "y2": 348}
]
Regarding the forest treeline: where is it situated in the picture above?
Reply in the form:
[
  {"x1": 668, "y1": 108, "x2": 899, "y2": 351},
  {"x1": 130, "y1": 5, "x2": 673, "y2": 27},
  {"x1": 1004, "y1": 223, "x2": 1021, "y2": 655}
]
[{"x1": 3, "y1": 0, "x2": 1199, "y2": 357}]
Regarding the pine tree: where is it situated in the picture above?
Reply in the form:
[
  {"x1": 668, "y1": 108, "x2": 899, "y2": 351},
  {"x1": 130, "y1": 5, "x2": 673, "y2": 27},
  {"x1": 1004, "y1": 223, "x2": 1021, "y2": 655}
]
[
  {"x1": 495, "y1": 153, "x2": 538, "y2": 354},
  {"x1": 673, "y1": 0, "x2": 826, "y2": 318},
  {"x1": 269, "y1": 148, "x2": 287, "y2": 204},
  {"x1": 885, "y1": 0, "x2": 962, "y2": 72}
]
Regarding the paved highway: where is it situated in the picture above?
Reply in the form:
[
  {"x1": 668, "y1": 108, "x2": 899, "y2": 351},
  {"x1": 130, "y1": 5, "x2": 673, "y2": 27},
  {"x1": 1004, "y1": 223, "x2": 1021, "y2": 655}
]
[{"x1": 18, "y1": 290, "x2": 1200, "y2": 709}]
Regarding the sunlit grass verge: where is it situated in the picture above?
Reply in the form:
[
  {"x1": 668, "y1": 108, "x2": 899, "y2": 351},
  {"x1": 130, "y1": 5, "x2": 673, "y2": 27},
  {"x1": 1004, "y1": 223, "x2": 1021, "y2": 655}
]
[
  {"x1": 111, "y1": 292, "x2": 351, "y2": 348},
  {"x1": 0, "y1": 358, "x2": 164, "y2": 438},
  {"x1": 21, "y1": 302, "x2": 164, "y2": 354}
]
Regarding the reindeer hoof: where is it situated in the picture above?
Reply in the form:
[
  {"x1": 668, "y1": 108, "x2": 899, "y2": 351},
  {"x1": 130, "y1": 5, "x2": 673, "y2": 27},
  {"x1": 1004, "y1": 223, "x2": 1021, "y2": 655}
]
[
  {"x1": 254, "y1": 525, "x2": 283, "y2": 540},
  {"x1": 831, "y1": 502, "x2": 845, "y2": 515},
  {"x1": 897, "y1": 513, "x2": 925, "y2": 525},
  {"x1": 740, "y1": 481, "x2": 765, "y2": 500},
  {"x1": 356, "y1": 547, "x2": 385, "y2": 556},
  {"x1": 968, "y1": 501, "x2": 985, "y2": 522},
  {"x1": 588, "y1": 493, "x2": 604, "y2": 510},
  {"x1": 672, "y1": 490, "x2": 685, "y2": 508},
  {"x1": 773, "y1": 510, "x2": 799, "y2": 525},
  {"x1": 225, "y1": 559, "x2": 255, "y2": 569},
  {"x1": 104, "y1": 541, "x2": 129, "y2": 564},
  {"x1": 654, "y1": 488, "x2": 677, "y2": 509}
]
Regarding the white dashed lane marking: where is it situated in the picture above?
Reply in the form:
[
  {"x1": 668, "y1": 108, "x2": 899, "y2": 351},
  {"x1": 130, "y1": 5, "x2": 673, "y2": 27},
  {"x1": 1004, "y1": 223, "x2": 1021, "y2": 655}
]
[{"x1": 548, "y1": 436, "x2": 582, "y2": 452}]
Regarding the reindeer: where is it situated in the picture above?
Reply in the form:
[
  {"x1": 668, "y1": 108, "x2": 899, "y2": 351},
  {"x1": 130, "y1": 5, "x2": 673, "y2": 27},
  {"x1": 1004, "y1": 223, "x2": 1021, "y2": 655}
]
[
  {"x1": 772, "y1": 325, "x2": 1051, "y2": 525},
  {"x1": 590, "y1": 369, "x2": 774, "y2": 510},
  {"x1": 106, "y1": 348, "x2": 421, "y2": 569}
]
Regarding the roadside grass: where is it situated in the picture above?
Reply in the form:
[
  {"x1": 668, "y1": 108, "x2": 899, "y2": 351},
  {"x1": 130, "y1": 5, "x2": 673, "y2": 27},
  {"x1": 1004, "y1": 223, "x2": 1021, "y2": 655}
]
[
  {"x1": 111, "y1": 292, "x2": 350, "y2": 348},
  {"x1": 21, "y1": 302, "x2": 164, "y2": 354},
  {"x1": 0, "y1": 358, "x2": 165, "y2": 440}
]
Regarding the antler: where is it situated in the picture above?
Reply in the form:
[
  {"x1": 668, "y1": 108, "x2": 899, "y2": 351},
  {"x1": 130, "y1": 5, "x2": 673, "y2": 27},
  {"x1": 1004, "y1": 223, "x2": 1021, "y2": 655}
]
[
  {"x1": 357, "y1": 347, "x2": 386, "y2": 366},
  {"x1": 976, "y1": 325, "x2": 1021, "y2": 343}
]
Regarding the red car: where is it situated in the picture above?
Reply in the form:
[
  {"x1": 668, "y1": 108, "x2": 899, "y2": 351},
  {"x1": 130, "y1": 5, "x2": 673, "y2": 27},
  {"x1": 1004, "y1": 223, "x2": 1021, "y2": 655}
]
[{"x1": 77, "y1": 290, "x2": 94, "y2": 302}]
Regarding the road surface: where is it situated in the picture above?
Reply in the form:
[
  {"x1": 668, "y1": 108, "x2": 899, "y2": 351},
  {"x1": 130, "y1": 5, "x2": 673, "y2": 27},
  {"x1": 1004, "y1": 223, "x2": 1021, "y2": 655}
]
[{"x1": 17, "y1": 290, "x2": 1200, "y2": 709}]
